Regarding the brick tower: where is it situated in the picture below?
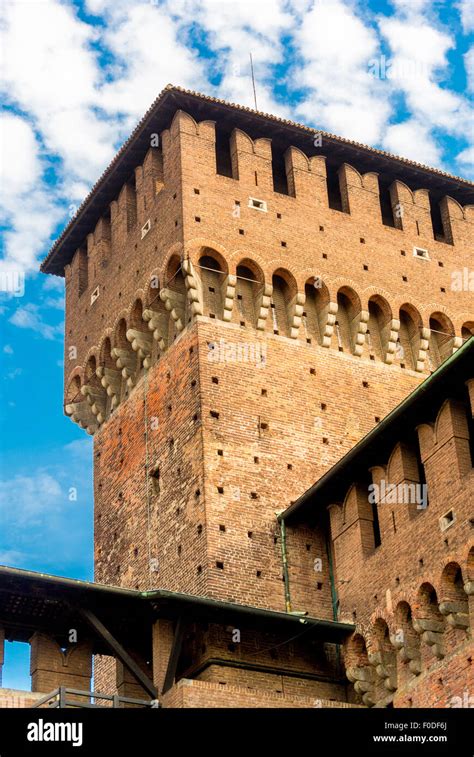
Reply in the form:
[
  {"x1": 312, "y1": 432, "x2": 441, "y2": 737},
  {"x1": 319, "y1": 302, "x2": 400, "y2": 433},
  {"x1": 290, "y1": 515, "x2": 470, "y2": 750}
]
[{"x1": 41, "y1": 85, "x2": 474, "y2": 706}]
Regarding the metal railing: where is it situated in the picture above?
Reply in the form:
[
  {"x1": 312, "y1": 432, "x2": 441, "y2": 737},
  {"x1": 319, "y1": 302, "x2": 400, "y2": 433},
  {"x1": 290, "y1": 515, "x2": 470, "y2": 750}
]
[{"x1": 32, "y1": 686, "x2": 158, "y2": 709}]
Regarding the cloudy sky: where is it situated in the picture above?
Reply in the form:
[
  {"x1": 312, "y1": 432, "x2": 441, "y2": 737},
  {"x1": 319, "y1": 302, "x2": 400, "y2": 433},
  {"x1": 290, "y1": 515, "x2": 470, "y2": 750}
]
[{"x1": 0, "y1": 0, "x2": 472, "y2": 688}]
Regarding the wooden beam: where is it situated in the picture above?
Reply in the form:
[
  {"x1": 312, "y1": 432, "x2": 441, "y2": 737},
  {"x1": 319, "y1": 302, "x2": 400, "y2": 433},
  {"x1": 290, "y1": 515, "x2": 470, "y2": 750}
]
[
  {"x1": 79, "y1": 607, "x2": 157, "y2": 699},
  {"x1": 162, "y1": 616, "x2": 184, "y2": 695}
]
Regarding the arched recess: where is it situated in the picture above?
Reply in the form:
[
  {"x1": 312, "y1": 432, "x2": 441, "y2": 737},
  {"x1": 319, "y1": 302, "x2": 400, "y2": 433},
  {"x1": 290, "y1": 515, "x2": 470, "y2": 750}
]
[
  {"x1": 303, "y1": 278, "x2": 331, "y2": 346},
  {"x1": 127, "y1": 299, "x2": 153, "y2": 370},
  {"x1": 198, "y1": 249, "x2": 227, "y2": 320},
  {"x1": 65, "y1": 374, "x2": 81, "y2": 404},
  {"x1": 367, "y1": 295, "x2": 392, "y2": 362},
  {"x1": 97, "y1": 336, "x2": 120, "y2": 417},
  {"x1": 462, "y1": 322, "x2": 474, "y2": 341},
  {"x1": 161, "y1": 255, "x2": 188, "y2": 342},
  {"x1": 112, "y1": 318, "x2": 137, "y2": 400},
  {"x1": 393, "y1": 601, "x2": 421, "y2": 677},
  {"x1": 334, "y1": 286, "x2": 363, "y2": 354},
  {"x1": 370, "y1": 618, "x2": 397, "y2": 705},
  {"x1": 397, "y1": 304, "x2": 423, "y2": 371},
  {"x1": 344, "y1": 633, "x2": 375, "y2": 707},
  {"x1": 428, "y1": 312, "x2": 455, "y2": 370},
  {"x1": 268, "y1": 269, "x2": 297, "y2": 338},
  {"x1": 65, "y1": 372, "x2": 97, "y2": 434},
  {"x1": 414, "y1": 583, "x2": 445, "y2": 660},
  {"x1": 439, "y1": 562, "x2": 469, "y2": 634},
  {"x1": 143, "y1": 275, "x2": 170, "y2": 356},
  {"x1": 234, "y1": 259, "x2": 263, "y2": 328},
  {"x1": 81, "y1": 354, "x2": 107, "y2": 425}
]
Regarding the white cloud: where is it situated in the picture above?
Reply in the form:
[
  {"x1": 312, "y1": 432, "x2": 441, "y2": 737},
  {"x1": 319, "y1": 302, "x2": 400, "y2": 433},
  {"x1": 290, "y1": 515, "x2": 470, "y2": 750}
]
[
  {"x1": 457, "y1": 0, "x2": 474, "y2": 33},
  {"x1": 1, "y1": 0, "x2": 113, "y2": 183},
  {"x1": 3, "y1": 345, "x2": 13, "y2": 354},
  {"x1": 379, "y1": 8, "x2": 473, "y2": 171},
  {"x1": 456, "y1": 145, "x2": 474, "y2": 178},
  {"x1": 0, "y1": 0, "x2": 471, "y2": 282},
  {"x1": 292, "y1": 0, "x2": 391, "y2": 144},
  {"x1": 0, "y1": 113, "x2": 62, "y2": 273},
  {"x1": 383, "y1": 119, "x2": 442, "y2": 166},
  {"x1": 166, "y1": 0, "x2": 293, "y2": 115},
  {"x1": 465, "y1": 46, "x2": 474, "y2": 92},
  {"x1": 0, "y1": 550, "x2": 27, "y2": 566},
  {"x1": 0, "y1": 472, "x2": 63, "y2": 527},
  {"x1": 91, "y1": 3, "x2": 205, "y2": 121},
  {"x1": 9, "y1": 303, "x2": 63, "y2": 340}
]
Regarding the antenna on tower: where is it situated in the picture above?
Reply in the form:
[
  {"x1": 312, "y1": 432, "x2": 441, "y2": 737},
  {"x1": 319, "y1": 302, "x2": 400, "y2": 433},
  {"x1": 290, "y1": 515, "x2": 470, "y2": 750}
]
[{"x1": 249, "y1": 52, "x2": 258, "y2": 111}]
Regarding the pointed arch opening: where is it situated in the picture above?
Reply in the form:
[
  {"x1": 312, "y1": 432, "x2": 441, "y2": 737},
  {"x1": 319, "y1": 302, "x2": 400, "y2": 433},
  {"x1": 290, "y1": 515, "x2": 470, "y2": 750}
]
[
  {"x1": 198, "y1": 249, "x2": 227, "y2": 320},
  {"x1": 367, "y1": 296, "x2": 392, "y2": 362},
  {"x1": 234, "y1": 259, "x2": 263, "y2": 328},
  {"x1": 269, "y1": 269, "x2": 296, "y2": 337},
  {"x1": 428, "y1": 312, "x2": 455, "y2": 370},
  {"x1": 303, "y1": 278, "x2": 330, "y2": 346},
  {"x1": 334, "y1": 287, "x2": 361, "y2": 353},
  {"x1": 397, "y1": 304, "x2": 422, "y2": 370}
]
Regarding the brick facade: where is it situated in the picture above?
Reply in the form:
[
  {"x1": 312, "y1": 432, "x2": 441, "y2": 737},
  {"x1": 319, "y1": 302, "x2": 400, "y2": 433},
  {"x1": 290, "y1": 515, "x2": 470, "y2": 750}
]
[{"x1": 39, "y1": 87, "x2": 473, "y2": 707}]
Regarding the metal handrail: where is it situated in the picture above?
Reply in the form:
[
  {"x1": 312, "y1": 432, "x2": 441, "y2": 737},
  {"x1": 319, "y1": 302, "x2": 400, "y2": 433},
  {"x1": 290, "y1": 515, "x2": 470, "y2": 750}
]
[{"x1": 32, "y1": 686, "x2": 157, "y2": 708}]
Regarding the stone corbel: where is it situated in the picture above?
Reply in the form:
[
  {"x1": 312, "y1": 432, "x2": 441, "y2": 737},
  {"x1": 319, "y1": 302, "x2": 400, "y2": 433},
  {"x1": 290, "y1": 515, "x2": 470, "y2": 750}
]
[
  {"x1": 81, "y1": 384, "x2": 106, "y2": 425},
  {"x1": 112, "y1": 347, "x2": 137, "y2": 390},
  {"x1": 416, "y1": 327, "x2": 430, "y2": 372},
  {"x1": 438, "y1": 599, "x2": 470, "y2": 631},
  {"x1": 346, "y1": 664, "x2": 376, "y2": 707},
  {"x1": 221, "y1": 274, "x2": 236, "y2": 322},
  {"x1": 413, "y1": 618, "x2": 445, "y2": 659},
  {"x1": 351, "y1": 310, "x2": 369, "y2": 357},
  {"x1": 160, "y1": 288, "x2": 185, "y2": 332},
  {"x1": 383, "y1": 319, "x2": 400, "y2": 365},
  {"x1": 126, "y1": 328, "x2": 153, "y2": 368},
  {"x1": 143, "y1": 309, "x2": 169, "y2": 352},
  {"x1": 182, "y1": 259, "x2": 203, "y2": 319},
  {"x1": 65, "y1": 401, "x2": 98, "y2": 435},
  {"x1": 256, "y1": 283, "x2": 273, "y2": 331},
  {"x1": 391, "y1": 633, "x2": 421, "y2": 675},
  {"x1": 288, "y1": 292, "x2": 305, "y2": 339},
  {"x1": 96, "y1": 366, "x2": 121, "y2": 410},
  {"x1": 368, "y1": 651, "x2": 397, "y2": 693},
  {"x1": 320, "y1": 301, "x2": 338, "y2": 347}
]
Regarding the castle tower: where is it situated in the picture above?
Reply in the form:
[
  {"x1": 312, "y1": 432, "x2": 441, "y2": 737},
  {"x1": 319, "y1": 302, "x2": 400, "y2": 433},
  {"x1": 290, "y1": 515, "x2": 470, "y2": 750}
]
[{"x1": 41, "y1": 86, "x2": 474, "y2": 705}]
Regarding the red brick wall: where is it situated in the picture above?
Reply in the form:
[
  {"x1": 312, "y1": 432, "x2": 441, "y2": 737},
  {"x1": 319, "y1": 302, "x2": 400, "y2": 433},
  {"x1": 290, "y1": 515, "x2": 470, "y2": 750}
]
[{"x1": 58, "y1": 104, "x2": 473, "y2": 706}]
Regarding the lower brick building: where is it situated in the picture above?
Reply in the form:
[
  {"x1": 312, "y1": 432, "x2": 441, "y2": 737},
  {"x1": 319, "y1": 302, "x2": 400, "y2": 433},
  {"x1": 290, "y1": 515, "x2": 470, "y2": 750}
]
[{"x1": 0, "y1": 336, "x2": 472, "y2": 708}]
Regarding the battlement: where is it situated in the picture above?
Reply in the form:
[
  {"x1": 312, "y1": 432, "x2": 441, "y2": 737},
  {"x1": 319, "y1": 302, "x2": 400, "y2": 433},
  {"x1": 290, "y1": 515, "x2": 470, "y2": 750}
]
[
  {"x1": 283, "y1": 339, "x2": 474, "y2": 707},
  {"x1": 56, "y1": 99, "x2": 472, "y2": 415}
]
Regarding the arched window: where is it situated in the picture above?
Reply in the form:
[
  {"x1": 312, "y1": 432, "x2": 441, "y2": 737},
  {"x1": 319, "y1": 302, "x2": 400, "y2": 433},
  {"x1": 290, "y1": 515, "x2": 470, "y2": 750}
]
[
  {"x1": 394, "y1": 601, "x2": 421, "y2": 677},
  {"x1": 397, "y1": 305, "x2": 422, "y2": 370},
  {"x1": 372, "y1": 619, "x2": 397, "y2": 704},
  {"x1": 303, "y1": 278, "x2": 330, "y2": 346},
  {"x1": 66, "y1": 375, "x2": 81, "y2": 404},
  {"x1": 439, "y1": 563, "x2": 469, "y2": 638},
  {"x1": 165, "y1": 256, "x2": 187, "y2": 340},
  {"x1": 234, "y1": 260, "x2": 262, "y2": 328},
  {"x1": 334, "y1": 287, "x2": 361, "y2": 353},
  {"x1": 415, "y1": 583, "x2": 445, "y2": 660},
  {"x1": 198, "y1": 251, "x2": 225, "y2": 320},
  {"x1": 462, "y1": 322, "x2": 474, "y2": 342},
  {"x1": 367, "y1": 296, "x2": 391, "y2": 362},
  {"x1": 428, "y1": 313, "x2": 455, "y2": 369},
  {"x1": 112, "y1": 318, "x2": 137, "y2": 400},
  {"x1": 269, "y1": 272, "x2": 294, "y2": 337}
]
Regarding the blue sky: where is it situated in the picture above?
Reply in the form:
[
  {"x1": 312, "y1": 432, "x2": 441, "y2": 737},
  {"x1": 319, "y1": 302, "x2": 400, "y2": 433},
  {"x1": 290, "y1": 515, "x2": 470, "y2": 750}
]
[{"x1": 0, "y1": 0, "x2": 472, "y2": 689}]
